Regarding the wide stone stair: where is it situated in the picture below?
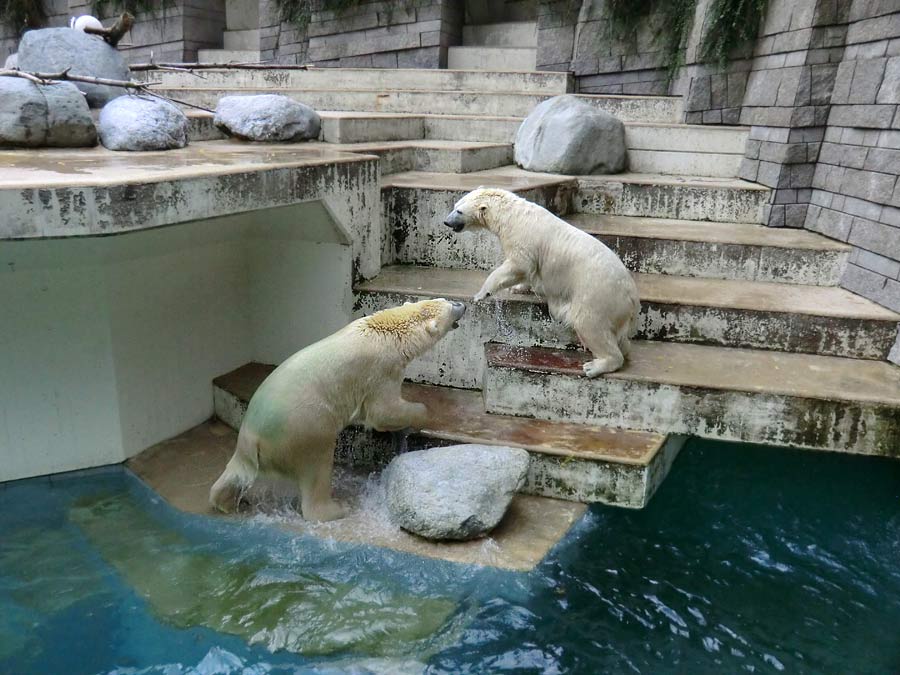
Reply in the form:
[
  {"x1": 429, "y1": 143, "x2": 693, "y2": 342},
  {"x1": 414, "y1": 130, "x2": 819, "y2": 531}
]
[{"x1": 160, "y1": 67, "x2": 900, "y2": 507}]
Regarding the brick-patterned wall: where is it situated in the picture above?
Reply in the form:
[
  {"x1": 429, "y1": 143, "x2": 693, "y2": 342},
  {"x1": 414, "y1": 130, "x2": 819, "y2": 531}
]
[
  {"x1": 804, "y1": 1, "x2": 900, "y2": 319},
  {"x1": 260, "y1": 0, "x2": 463, "y2": 67}
]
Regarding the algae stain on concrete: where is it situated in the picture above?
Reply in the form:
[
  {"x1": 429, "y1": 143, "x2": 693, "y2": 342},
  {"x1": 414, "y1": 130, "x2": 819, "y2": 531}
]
[{"x1": 68, "y1": 493, "x2": 457, "y2": 657}]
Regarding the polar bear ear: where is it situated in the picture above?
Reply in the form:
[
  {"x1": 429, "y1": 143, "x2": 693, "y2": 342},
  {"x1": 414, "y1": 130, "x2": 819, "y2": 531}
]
[{"x1": 425, "y1": 318, "x2": 441, "y2": 335}]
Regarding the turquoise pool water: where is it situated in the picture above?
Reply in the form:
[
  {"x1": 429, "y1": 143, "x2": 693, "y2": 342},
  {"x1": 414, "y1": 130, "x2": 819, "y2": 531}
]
[{"x1": 1, "y1": 439, "x2": 899, "y2": 674}]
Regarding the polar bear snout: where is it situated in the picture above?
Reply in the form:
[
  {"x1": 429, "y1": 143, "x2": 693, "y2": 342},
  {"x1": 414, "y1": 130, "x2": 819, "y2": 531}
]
[
  {"x1": 449, "y1": 300, "x2": 466, "y2": 328},
  {"x1": 443, "y1": 209, "x2": 466, "y2": 232}
]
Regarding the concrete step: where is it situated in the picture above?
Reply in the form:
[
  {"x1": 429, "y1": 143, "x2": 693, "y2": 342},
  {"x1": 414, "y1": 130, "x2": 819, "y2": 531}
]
[
  {"x1": 156, "y1": 87, "x2": 684, "y2": 122},
  {"x1": 383, "y1": 168, "x2": 768, "y2": 268},
  {"x1": 355, "y1": 266, "x2": 900, "y2": 390},
  {"x1": 196, "y1": 49, "x2": 262, "y2": 63},
  {"x1": 331, "y1": 140, "x2": 513, "y2": 174},
  {"x1": 382, "y1": 168, "x2": 576, "y2": 267},
  {"x1": 137, "y1": 67, "x2": 575, "y2": 96},
  {"x1": 223, "y1": 28, "x2": 260, "y2": 51},
  {"x1": 483, "y1": 342, "x2": 900, "y2": 456},
  {"x1": 463, "y1": 21, "x2": 538, "y2": 47},
  {"x1": 212, "y1": 363, "x2": 683, "y2": 508},
  {"x1": 568, "y1": 214, "x2": 851, "y2": 286},
  {"x1": 575, "y1": 173, "x2": 770, "y2": 223},
  {"x1": 448, "y1": 46, "x2": 538, "y2": 71}
]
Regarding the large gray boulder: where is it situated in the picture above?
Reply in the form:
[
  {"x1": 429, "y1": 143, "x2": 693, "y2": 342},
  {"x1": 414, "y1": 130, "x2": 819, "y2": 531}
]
[
  {"x1": 514, "y1": 94, "x2": 627, "y2": 175},
  {"x1": 98, "y1": 95, "x2": 188, "y2": 151},
  {"x1": 17, "y1": 27, "x2": 130, "y2": 108},
  {"x1": 0, "y1": 76, "x2": 97, "y2": 147},
  {"x1": 384, "y1": 444, "x2": 530, "y2": 541},
  {"x1": 214, "y1": 94, "x2": 321, "y2": 142}
]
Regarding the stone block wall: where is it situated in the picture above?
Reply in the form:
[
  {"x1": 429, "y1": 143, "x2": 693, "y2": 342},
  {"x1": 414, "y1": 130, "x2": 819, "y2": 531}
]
[
  {"x1": 804, "y1": 1, "x2": 900, "y2": 316},
  {"x1": 257, "y1": 0, "x2": 463, "y2": 67}
]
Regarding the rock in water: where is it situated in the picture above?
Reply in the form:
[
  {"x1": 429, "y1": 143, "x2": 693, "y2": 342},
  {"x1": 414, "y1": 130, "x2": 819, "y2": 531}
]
[
  {"x1": 17, "y1": 27, "x2": 131, "y2": 108},
  {"x1": 0, "y1": 76, "x2": 97, "y2": 147},
  {"x1": 385, "y1": 444, "x2": 530, "y2": 541},
  {"x1": 214, "y1": 94, "x2": 321, "y2": 142},
  {"x1": 514, "y1": 94, "x2": 627, "y2": 175},
  {"x1": 98, "y1": 95, "x2": 188, "y2": 151}
]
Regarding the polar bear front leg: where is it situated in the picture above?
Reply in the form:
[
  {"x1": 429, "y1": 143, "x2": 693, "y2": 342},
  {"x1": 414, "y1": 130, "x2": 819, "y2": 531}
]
[
  {"x1": 474, "y1": 259, "x2": 526, "y2": 302},
  {"x1": 366, "y1": 383, "x2": 429, "y2": 431}
]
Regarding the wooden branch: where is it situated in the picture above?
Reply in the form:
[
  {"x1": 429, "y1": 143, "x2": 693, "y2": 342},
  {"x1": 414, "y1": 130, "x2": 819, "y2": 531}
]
[
  {"x1": 130, "y1": 62, "x2": 313, "y2": 71},
  {"x1": 0, "y1": 68, "x2": 215, "y2": 113},
  {"x1": 83, "y1": 13, "x2": 135, "y2": 47}
]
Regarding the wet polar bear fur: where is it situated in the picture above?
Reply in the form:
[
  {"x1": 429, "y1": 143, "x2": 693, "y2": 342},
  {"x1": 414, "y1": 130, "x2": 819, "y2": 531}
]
[
  {"x1": 444, "y1": 187, "x2": 639, "y2": 377},
  {"x1": 209, "y1": 298, "x2": 466, "y2": 521}
]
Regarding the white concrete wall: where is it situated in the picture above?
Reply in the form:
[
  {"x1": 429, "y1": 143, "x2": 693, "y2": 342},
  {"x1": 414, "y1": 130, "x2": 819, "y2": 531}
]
[{"x1": 0, "y1": 201, "x2": 352, "y2": 482}]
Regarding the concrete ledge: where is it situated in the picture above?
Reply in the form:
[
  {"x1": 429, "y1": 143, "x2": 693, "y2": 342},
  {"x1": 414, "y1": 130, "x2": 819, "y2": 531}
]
[
  {"x1": 211, "y1": 364, "x2": 679, "y2": 509},
  {"x1": 483, "y1": 342, "x2": 900, "y2": 457}
]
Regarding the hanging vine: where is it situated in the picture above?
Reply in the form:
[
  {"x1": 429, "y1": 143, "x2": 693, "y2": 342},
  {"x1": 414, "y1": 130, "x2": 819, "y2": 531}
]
[
  {"x1": 1, "y1": 0, "x2": 47, "y2": 33},
  {"x1": 700, "y1": 0, "x2": 769, "y2": 67}
]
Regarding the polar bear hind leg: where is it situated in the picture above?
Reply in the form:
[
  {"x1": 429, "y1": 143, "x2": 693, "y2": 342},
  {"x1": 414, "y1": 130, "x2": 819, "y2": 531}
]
[
  {"x1": 209, "y1": 428, "x2": 260, "y2": 513},
  {"x1": 292, "y1": 435, "x2": 347, "y2": 522},
  {"x1": 575, "y1": 320, "x2": 625, "y2": 378}
]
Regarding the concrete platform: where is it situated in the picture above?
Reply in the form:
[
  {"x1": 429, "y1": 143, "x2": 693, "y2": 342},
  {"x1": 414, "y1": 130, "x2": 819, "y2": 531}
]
[
  {"x1": 569, "y1": 214, "x2": 850, "y2": 285},
  {"x1": 328, "y1": 140, "x2": 513, "y2": 174},
  {"x1": 483, "y1": 342, "x2": 900, "y2": 456},
  {"x1": 447, "y1": 46, "x2": 538, "y2": 72},
  {"x1": 153, "y1": 87, "x2": 684, "y2": 122},
  {"x1": 212, "y1": 364, "x2": 681, "y2": 508},
  {"x1": 138, "y1": 67, "x2": 575, "y2": 95},
  {"x1": 356, "y1": 266, "x2": 900, "y2": 376},
  {"x1": 126, "y1": 420, "x2": 588, "y2": 571}
]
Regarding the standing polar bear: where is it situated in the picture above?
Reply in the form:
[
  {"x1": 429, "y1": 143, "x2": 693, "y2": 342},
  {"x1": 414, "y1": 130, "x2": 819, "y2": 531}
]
[
  {"x1": 444, "y1": 188, "x2": 639, "y2": 377},
  {"x1": 209, "y1": 298, "x2": 467, "y2": 521}
]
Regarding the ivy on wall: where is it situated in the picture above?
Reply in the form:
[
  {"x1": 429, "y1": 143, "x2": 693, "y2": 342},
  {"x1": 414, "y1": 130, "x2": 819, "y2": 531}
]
[
  {"x1": 700, "y1": 0, "x2": 770, "y2": 67},
  {"x1": 608, "y1": 0, "x2": 770, "y2": 77},
  {"x1": 277, "y1": 0, "x2": 412, "y2": 33},
  {"x1": 1, "y1": 0, "x2": 47, "y2": 33}
]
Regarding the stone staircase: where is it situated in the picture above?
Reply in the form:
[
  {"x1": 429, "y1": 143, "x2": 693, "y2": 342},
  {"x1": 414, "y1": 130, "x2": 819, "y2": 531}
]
[
  {"x1": 147, "y1": 66, "x2": 900, "y2": 507},
  {"x1": 447, "y1": 21, "x2": 538, "y2": 72}
]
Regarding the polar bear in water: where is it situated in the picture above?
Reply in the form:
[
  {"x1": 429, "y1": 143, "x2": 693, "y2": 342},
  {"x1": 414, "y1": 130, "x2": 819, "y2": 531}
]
[
  {"x1": 444, "y1": 187, "x2": 639, "y2": 377},
  {"x1": 210, "y1": 298, "x2": 466, "y2": 521}
]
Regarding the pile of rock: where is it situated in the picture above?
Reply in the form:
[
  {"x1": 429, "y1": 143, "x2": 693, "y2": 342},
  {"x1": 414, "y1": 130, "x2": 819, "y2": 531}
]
[{"x1": 384, "y1": 444, "x2": 530, "y2": 541}]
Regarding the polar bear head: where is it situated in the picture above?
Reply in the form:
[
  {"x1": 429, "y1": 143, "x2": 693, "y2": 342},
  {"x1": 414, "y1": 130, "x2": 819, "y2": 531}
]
[
  {"x1": 359, "y1": 298, "x2": 466, "y2": 360},
  {"x1": 443, "y1": 187, "x2": 518, "y2": 233}
]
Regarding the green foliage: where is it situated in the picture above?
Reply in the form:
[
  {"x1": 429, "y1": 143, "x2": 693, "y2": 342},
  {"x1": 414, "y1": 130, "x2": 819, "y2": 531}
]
[
  {"x1": 608, "y1": 0, "x2": 769, "y2": 77},
  {"x1": 607, "y1": 0, "x2": 697, "y2": 82},
  {"x1": 700, "y1": 0, "x2": 769, "y2": 67},
  {"x1": 0, "y1": 0, "x2": 47, "y2": 32}
]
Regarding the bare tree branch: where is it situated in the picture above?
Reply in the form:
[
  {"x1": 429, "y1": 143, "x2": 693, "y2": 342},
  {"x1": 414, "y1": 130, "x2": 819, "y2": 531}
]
[
  {"x1": 130, "y1": 62, "x2": 313, "y2": 71},
  {"x1": 0, "y1": 68, "x2": 215, "y2": 113}
]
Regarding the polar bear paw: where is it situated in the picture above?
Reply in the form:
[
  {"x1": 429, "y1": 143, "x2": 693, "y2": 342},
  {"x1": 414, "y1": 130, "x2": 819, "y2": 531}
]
[
  {"x1": 583, "y1": 357, "x2": 623, "y2": 378},
  {"x1": 510, "y1": 283, "x2": 533, "y2": 295},
  {"x1": 303, "y1": 499, "x2": 348, "y2": 522}
]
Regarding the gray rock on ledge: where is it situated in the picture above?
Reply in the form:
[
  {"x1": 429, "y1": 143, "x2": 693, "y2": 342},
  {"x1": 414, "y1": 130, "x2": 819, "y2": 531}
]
[
  {"x1": 98, "y1": 95, "x2": 188, "y2": 151},
  {"x1": 17, "y1": 27, "x2": 131, "y2": 108},
  {"x1": 0, "y1": 76, "x2": 97, "y2": 147},
  {"x1": 384, "y1": 444, "x2": 530, "y2": 541},
  {"x1": 214, "y1": 94, "x2": 321, "y2": 142},
  {"x1": 514, "y1": 94, "x2": 627, "y2": 175}
]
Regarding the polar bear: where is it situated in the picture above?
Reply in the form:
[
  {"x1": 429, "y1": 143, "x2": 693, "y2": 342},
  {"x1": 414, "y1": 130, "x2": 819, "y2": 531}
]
[
  {"x1": 209, "y1": 298, "x2": 467, "y2": 521},
  {"x1": 443, "y1": 188, "x2": 639, "y2": 377}
]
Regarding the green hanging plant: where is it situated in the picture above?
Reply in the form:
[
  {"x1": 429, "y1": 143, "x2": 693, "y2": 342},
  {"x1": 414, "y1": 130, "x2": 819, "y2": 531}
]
[
  {"x1": 1, "y1": 0, "x2": 47, "y2": 33},
  {"x1": 607, "y1": 0, "x2": 698, "y2": 82},
  {"x1": 700, "y1": 0, "x2": 769, "y2": 67}
]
